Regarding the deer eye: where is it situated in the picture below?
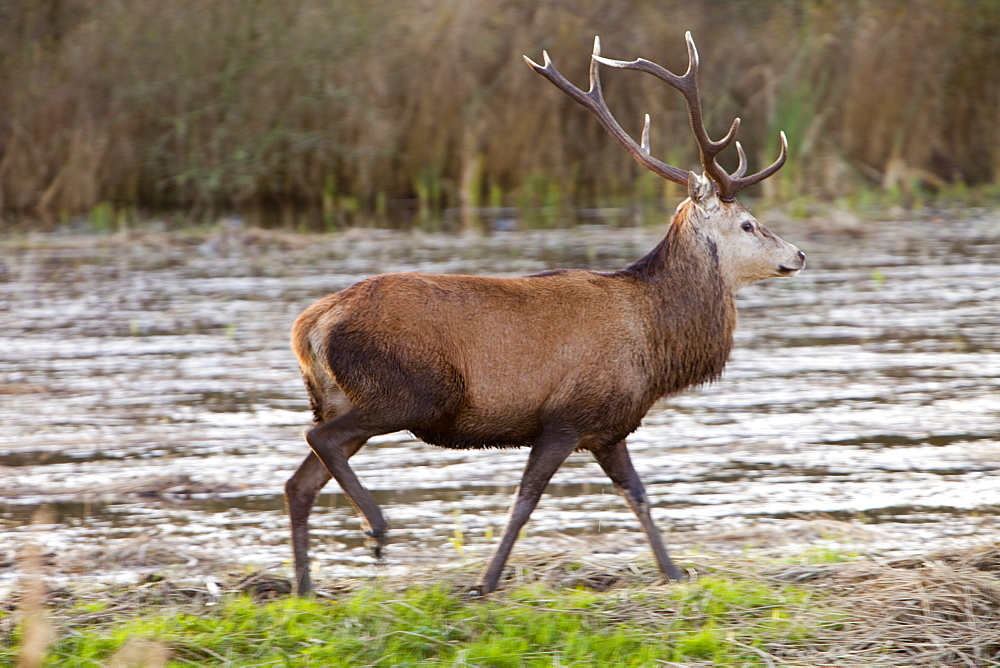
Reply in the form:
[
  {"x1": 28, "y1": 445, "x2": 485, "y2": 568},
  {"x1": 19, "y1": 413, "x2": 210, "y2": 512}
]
[{"x1": 741, "y1": 221, "x2": 754, "y2": 232}]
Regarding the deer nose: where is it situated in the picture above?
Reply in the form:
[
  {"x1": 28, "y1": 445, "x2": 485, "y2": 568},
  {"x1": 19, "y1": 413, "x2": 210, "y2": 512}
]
[{"x1": 797, "y1": 251, "x2": 805, "y2": 261}]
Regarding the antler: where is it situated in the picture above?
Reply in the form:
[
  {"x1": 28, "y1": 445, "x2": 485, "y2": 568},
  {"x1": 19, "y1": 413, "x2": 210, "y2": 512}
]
[
  {"x1": 525, "y1": 33, "x2": 787, "y2": 202},
  {"x1": 523, "y1": 37, "x2": 690, "y2": 188}
]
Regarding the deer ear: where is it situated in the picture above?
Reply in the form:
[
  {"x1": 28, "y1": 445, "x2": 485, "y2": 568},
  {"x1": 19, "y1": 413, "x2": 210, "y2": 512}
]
[{"x1": 687, "y1": 172, "x2": 715, "y2": 202}]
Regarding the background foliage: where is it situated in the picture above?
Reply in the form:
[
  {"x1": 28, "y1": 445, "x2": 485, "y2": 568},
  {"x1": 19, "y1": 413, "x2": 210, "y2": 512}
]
[{"x1": 1, "y1": 0, "x2": 997, "y2": 227}]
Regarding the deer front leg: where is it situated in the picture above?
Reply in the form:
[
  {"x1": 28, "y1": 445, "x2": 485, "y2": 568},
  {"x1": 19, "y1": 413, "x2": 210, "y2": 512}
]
[
  {"x1": 592, "y1": 439, "x2": 683, "y2": 581},
  {"x1": 477, "y1": 426, "x2": 580, "y2": 594}
]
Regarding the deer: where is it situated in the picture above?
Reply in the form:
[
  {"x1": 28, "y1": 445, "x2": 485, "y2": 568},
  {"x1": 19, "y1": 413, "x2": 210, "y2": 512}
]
[{"x1": 285, "y1": 32, "x2": 805, "y2": 595}]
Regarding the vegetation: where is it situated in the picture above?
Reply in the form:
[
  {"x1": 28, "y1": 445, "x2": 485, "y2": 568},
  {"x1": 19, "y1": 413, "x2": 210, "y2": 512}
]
[
  {"x1": 1, "y1": 0, "x2": 999, "y2": 229},
  {"x1": 2, "y1": 579, "x2": 820, "y2": 666},
  {"x1": 4, "y1": 545, "x2": 1000, "y2": 666}
]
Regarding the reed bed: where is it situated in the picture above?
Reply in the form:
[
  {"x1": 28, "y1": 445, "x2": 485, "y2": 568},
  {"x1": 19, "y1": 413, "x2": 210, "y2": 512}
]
[{"x1": 2, "y1": 0, "x2": 998, "y2": 229}]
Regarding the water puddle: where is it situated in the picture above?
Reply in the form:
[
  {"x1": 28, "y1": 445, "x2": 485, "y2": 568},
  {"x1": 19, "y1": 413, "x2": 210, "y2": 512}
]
[{"x1": 1, "y1": 212, "x2": 998, "y2": 590}]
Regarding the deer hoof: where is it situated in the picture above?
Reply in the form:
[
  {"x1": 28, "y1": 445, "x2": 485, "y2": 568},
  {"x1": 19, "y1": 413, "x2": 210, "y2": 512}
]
[
  {"x1": 364, "y1": 530, "x2": 385, "y2": 559},
  {"x1": 464, "y1": 584, "x2": 488, "y2": 598}
]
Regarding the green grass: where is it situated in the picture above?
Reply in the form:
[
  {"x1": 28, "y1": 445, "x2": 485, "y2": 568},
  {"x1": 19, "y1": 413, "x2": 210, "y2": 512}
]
[
  {"x1": 8, "y1": 543, "x2": 1000, "y2": 665},
  {"x1": 2, "y1": 567, "x2": 834, "y2": 666}
]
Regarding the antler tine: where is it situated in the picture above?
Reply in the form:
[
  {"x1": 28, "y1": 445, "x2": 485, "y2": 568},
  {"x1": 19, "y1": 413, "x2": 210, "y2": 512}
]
[
  {"x1": 733, "y1": 141, "x2": 748, "y2": 178},
  {"x1": 641, "y1": 114, "x2": 651, "y2": 154},
  {"x1": 725, "y1": 131, "x2": 787, "y2": 194},
  {"x1": 524, "y1": 39, "x2": 690, "y2": 187},
  {"x1": 589, "y1": 36, "x2": 601, "y2": 94}
]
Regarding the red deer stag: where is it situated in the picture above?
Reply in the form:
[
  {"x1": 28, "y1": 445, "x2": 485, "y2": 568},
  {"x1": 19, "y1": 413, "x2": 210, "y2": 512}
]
[{"x1": 286, "y1": 32, "x2": 805, "y2": 595}]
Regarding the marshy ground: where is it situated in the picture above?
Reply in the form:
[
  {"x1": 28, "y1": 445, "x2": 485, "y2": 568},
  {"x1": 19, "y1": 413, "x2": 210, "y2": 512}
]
[
  {"x1": 0, "y1": 208, "x2": 998, "y2": 664},
  {"x1": 3, "y1": 542, "x2": 1000, "y2": 665}
]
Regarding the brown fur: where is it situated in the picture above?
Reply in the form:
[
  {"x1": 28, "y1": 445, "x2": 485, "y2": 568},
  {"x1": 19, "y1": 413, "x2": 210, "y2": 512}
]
[{"x1": 291, "y1": 206, "x2": 733, "y2": 453}]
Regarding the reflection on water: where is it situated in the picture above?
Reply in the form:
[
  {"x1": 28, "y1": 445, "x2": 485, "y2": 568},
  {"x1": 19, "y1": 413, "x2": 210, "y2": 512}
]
[{"x1": 1, "y1": 212, "x2": 998, "y2": 588}]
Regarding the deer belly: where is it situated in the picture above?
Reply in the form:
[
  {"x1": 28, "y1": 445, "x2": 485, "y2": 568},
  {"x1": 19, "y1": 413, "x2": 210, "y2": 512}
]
[{"x1": 410, "y1": 396, "x2": 542, "y2": 449}]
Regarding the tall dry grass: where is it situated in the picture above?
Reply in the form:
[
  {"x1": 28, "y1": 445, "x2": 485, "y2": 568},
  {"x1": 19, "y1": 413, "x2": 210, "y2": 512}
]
[{"x1": 1, "y1": 0, "x2": 997, "y2": 227}]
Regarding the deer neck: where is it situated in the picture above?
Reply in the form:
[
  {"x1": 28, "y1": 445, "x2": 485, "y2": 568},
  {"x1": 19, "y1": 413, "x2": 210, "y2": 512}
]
[{"x1": 623, "y1": 219, "x2": 737, "y2": 395}]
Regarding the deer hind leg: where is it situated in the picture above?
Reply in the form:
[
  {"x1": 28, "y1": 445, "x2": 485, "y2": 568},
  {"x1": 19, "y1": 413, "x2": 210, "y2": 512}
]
[
  {"x1": 286, "y1": 453, "x2": 332, "y2": 596},
  {"x1": 477, "y1": 425, "x2": 580, "y2": 594},
  {"x1": 285, "y1": 439, "x2": 367, "y2": 596},
  {"x1": 592, "y1": 439, "x2": 683, "y2": 581},
  {"x1": 303, "y1": 408, "x2": 388, "y2": 549},
  {"x1": 285, "y1": 435, "x2": 368, "y2": 596}
]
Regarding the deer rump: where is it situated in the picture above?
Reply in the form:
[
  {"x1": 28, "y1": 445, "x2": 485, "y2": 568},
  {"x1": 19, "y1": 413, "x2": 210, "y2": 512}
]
[{"x1": 293, "y1": 269, "x2": 687, "y2": 452}]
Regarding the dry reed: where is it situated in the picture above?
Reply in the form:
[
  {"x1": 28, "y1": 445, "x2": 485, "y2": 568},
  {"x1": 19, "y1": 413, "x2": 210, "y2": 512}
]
[
  {"x1": 12, "y1": 511, "x2": 56, "y2": 668},
  {"x1": 13, "y1": 542, "x2": 54, "y2": 668},
  {"x1": 1, "y1": 0, "x2": 998, "y2": 227},
  {"x1": 772, "y1": 544, "x2": 1000, "y2": 665}
]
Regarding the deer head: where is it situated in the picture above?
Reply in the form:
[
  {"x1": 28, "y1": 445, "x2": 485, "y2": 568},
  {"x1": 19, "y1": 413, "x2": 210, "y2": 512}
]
[{"x1": 524, "y1": 33, "x2": 805, "y2": 291}]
